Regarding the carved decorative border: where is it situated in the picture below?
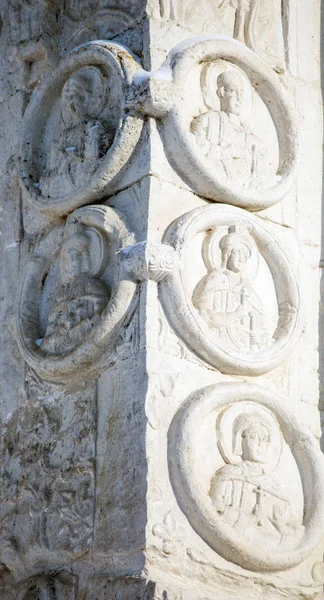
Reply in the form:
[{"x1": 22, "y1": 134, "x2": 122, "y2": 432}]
[
  {"x1": 19, "y1": 41, "x2": 144, "y2": 216},
  {"x1": 159, "y1": 204, "x2": 303, "y2": 376},
  {"x1": 159, "y1": 36, "x2": 300, "y2": 211},
  {"x1": 15, "y1": 205, "x2": 137, "y2": 382},
  {"x1": 168, "y1": 383, "x2": 324, "y2": 571}
]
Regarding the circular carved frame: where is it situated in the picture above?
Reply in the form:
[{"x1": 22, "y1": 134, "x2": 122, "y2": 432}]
[
  {"x1": 159, "y1": 204, "x2": 303, "y2": 376},
  {"x1": 15, "y1": 205, "x2": 137, "y2": 382},
  {"x1": 161, "y1": 36, "x2": 300, "y2": 211},
  {"x1": 168, "y1": 383, "x2": 324, "y2": 572},
  {"x1": 19, "y1": 41, "x2": 144, "y2": 217}
]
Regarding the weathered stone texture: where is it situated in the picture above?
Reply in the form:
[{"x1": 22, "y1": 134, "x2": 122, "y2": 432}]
[{"x1": 0, "y1": 0, "x2": 323, "y2": 598}]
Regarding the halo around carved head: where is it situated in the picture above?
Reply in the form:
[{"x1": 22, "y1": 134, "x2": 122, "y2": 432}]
[
  {"x1": 160, "y1": 204, "x2": 303, "y2": 376},
  {"x1": 61, "y1": 66, "x2": 109, "y2": 120},
  {"x1": 159, "y1": 36, "x2": 300, "y2": 210},
  {"x1": 15, "y1": 205, "x2": 137, "y2": 382},
  {"x1": 218, "y1": 401, "x2": 282, "y2": 471},
  {"x1": 168, "y1": 383, "x2": 324, "y2": 572}
]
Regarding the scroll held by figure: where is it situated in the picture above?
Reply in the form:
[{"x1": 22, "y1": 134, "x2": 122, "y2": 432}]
[{"x1": 192, "y1": 224, "x2": 268, "y2": 352}]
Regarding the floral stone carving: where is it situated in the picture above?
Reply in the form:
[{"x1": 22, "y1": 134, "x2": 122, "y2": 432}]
[
  {"x1": 157, "y1": 36, "x2": 299, "y2": 210},
  {"x1": 168, "y1": 383, "x2": 324, "y2": 571},
  {"x1": 159, "y1": 204, "x2": 302, "y2": 376},
  {"x1": 15, "y1": 205, "x2": 137, "y2": 382},
  {"x1": 0, "y1": 396, "x2": 95, "y2": 574},
  {"x1": 19, "y1": 41, "x2": 143, "y2": 216}
]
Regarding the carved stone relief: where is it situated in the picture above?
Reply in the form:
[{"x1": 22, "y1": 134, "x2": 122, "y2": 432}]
[
  {"x1": 6, "y1": 0, "x2": 59, "y2": 46},
  {"x1": 156, "y1": 1, "x2": 285, "y2": 72},
  {"x1": 121, "y1": 241, "x2": 180, "y2": 283},
  {"x1": 19, "y1": 41, "x2": 143, "y2": 216},
  {"x1": 0, "y1": 394, "x2": 95, "y2": 574},
  {"x1": 159, "y1": 204, "x2": 302, "y2": 376},
  {"x1": 62, "y1": 1, "x2": 145, "y2": 52},
  {"x1": 154, "y1": 37, "x2": 299, "y2": 210},
  {"x1": 168, "y1": 383, "x2": 324, "y2": 571},
  {"x1": 15, "y1": 205, "x2": 137, "y2": 382},
  {"x1": 1, "y1": 572, "x2": 77, "y2": 600}
]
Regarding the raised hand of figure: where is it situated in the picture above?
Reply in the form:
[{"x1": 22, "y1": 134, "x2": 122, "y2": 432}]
[{"x1": 271, "y1": 502, "x2": 288, "y2": 534}]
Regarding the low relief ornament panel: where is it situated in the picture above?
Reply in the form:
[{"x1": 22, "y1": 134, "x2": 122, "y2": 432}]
[
  {"x1": 153, "y1": 37, "x2": 299, "y2": 210},
  {"x1": 0, "y1": 395, "x2": 95, "y2": 573},
  {"x1": 15, "y1": 205, "x2": 137, "y2": 382},
  {"x1": 62, "y1": 0, "x2": 145, "y2": 52},
  {"x1": 168, "y1": 383, "x2": 324, "y2": 572},
  {"x1": 156, "y1": 0, "x2": 285, "y2": 72},
  {"x1": 159, "y1": 204, "x2": 302, "y2": 376},
  {"x1": 19, "y1": 41, "x2": 143, "y2": 216}
]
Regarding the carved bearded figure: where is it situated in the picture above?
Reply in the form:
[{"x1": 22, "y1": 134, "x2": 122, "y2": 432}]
[
  {"x1": 41, "y1": 225, "x2": 108, "y2": 356},
  {"x1": 192, "y1": 225, "x2": 268, "y2": 351},
  {"x1": 39, "y1": 67, "x2": 113, "y2": 199},
  {"x1": 210, "y1": 411, "x2": 303, "y2": 548},
  {"x1": 191, "y1": 69, "x2": 268, "y2": 188}
]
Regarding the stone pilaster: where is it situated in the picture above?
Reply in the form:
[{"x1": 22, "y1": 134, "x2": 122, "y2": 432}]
[{"x1": 0, "y1": 1, "x2": 324, "y2": 599}]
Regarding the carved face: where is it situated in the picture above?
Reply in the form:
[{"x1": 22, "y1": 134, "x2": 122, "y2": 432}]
[
  {"x1": 241, "y1": 423, "x2": 270, "y2": 463},
  {"x1": 61, "y1": 76, "x2": 90, "y2": 119},
  {"x1": 225, "y1": 244, "x2": 250, "y2": 273},
  {"x1": 60, "y1": 244, "x2": 90, "y2": 283},
  {"x1": 217, "y1": 77, "x2": 244, "y2": 116}
]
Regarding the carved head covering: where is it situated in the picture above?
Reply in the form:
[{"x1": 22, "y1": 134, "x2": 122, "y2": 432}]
[
  {"x1": 232, "y1": 411, "x2": 271, "y2": 457},
  {"x1": 219, "y1": 224, "x2": 255, "y2": 268}
]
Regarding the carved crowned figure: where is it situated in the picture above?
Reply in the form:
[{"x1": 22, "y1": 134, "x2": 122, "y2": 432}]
[
  {"x1": 210, "y1": 410, "x2": 303, "y2": 549},
  {"x1": 192, "y1": 224, "x2": 268, "y2": 352},
  {"x1": 41, "y1": 223, "x2": 109, "y2": 356},
  {"x1": 191, "y1": 68, "x2": 269, "y2": 188},
  {"x1": 39, "y1": 66, "x2": 114, "y2": 199}
]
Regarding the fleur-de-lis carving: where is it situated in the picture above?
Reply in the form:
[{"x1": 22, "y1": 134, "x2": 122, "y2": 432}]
[{"x1": 152, "y1": 511, "x2": 186, "y2": 554}]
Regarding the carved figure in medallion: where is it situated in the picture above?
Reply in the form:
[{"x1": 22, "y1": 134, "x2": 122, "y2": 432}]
[
  {"x1": 191, "y1": 68, "x2": 269, "y2": 188},
  {"x1": 160, "y1": 205, "x2": 302, "y2": 375},
  {"x1": 192, "y1": 224, "x2": 268, "y2": 352},
  {"x1": 219, "y1": 0, "x2": 285, "y2": 71},
  {"x1": 39, "y1": 67, "x2": 113, "y2": 199},
  {"x1": 168, "y1": 384, "x2": 324, "y2": 571},
  {"x1": 210, "y1": 409, "x2": 303, "y2": 549},
  {"x1": 41, "y1": 223, "x2": 109, "y2": 356}
]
